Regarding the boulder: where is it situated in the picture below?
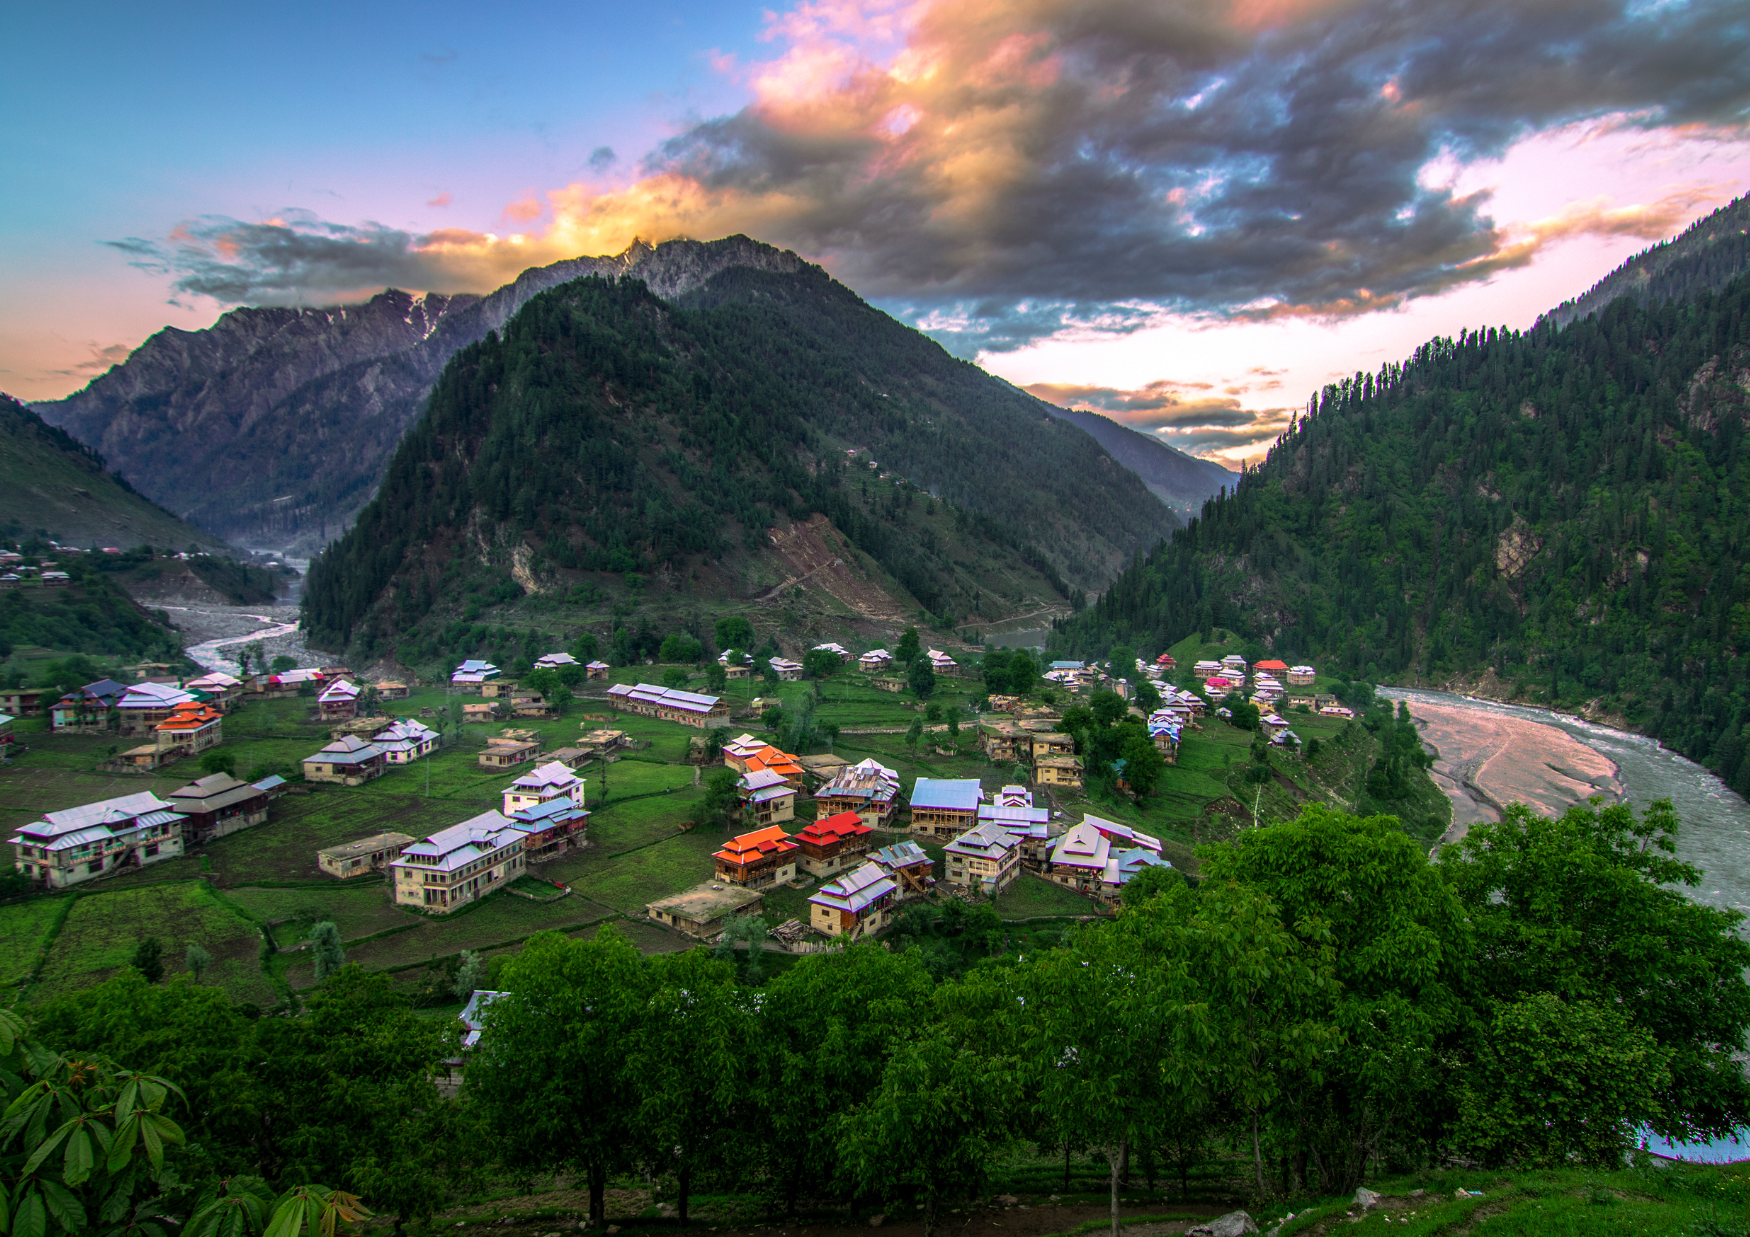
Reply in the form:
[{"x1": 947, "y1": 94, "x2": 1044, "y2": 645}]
[
  {"x1": 1186, "y1": 1212, "x2": 1259, "y2": 1237},
  {"x1": 1354, "y1": 1188, "x2": 1382, "y2": 1210}
]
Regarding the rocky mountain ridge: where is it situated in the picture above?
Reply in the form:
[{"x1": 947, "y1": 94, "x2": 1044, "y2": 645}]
[{"x1": 34, "y1": 237, "x2": 807, "y2": 553}]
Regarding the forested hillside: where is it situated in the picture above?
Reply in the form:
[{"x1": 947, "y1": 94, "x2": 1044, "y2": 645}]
[
  {"x1": 1054, "y1": 271, "x2": 1750, "y2": 791},
  {"x1": 1040, "y1": 405, "x2": 1234, "y2": 515},
  {"x1": 303, "y1": 268, "x2": 1176, "y2": 657},
  {"x1": 1542, "y1": 194, "x2": 1750, "y2": 328}
]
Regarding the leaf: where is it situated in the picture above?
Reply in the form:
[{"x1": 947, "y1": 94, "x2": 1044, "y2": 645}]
[
  {"x1": 35, "y1": 1182, "x2": 82, "y2": 1236},
  {"x1": 138, "y1": 1114, "x2": 164, "y2": 1170},
  {"x1": 106, "y1": 1117, "x2": 138, "y2": 1172},
  {"x1": 60, "y1": 1126, "x2": 93, "y2": 1187},
  {"x1": 148, "y1": 1114, "x2": 185, "y2": 1146},
  {"x1": 14, "y1": 1191, "x2": 44, "y2": 1237},
  {"x1": 113, "y1": 1081, "x2": 138, "y2": 1123},
  {"x1": 19, "y1": 1119, "x2": 76, "y2": 1178}
]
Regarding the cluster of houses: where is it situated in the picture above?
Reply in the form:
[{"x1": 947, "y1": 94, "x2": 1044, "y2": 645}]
[
  {"x1": 977, "y1": 713, "x2": 1088, "y2": 788},
  {"x1": 648, "y1": 771, "x2": 1173, "y2": 942}
]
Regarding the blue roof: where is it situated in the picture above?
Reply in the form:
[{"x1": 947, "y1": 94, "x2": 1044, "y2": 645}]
[
  {"x1": 1048, "y1": 660, "x2": 1084, "y2": 670},
  {"x1": 910, "y1": 778, "x2": 983, "y2": 812},
  {"x1": 251, "y1": 775, "x2": 287, "y2": 791}
]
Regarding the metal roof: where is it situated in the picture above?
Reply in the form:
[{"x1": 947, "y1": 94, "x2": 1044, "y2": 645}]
[
  {"x1": 809, "y1": 861, "x2": 899, "y2": 915},
  {"x1": 395, "y1": 810, "x2": 523, "y2": 871},
  {"x1": 910, "y1": 778, "x2": 982, "y2": 812}
]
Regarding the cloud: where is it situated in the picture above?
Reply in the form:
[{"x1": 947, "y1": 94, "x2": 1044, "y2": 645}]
[
  {"x1": 47, "y1": 342, "x2": 136, "y2": 379},
  {"x1": 427, "y1": 192, "x2": 452, "y2": 207},
  {"x1": 1025, "y1": 378, "x2": 1293, "y2": 459},
  {"x1": 116, "y1": 0, "x2": 1750, "y2": 340}
]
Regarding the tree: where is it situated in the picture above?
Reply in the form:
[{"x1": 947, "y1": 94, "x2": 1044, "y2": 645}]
[
  {"x1": 570, "y1": 632, "x2": 599, "y2": 663},
  {"x1": 945, "y1": 705, "x2": 962, "y2": 748},
  {"x1": 1455, "y1": 993, "x2": 1669, "y2": 1167},
  {"x1": 1107, "y1": 644, "x2": 1136, "y2": 676},
  {"x1": 661, "y1": 666, "x2": 690, "y2": 689},
  {"x1": 628, "y1": 950, "x2": 750, "y2": 1223},
  {"x1": 760, "y1": 704, "x2": 783, "y2": 731},
  {"x1": 132, "y1": 936, "x2": 165, "y2": 983},
  {"x1": 714, "y1": 616, "x2": 755, "y2": 651},
  {"x1": 908, "y1": 658, "x2": 936, "y2": 698},
  {"x1": 705, "y1": 661, "x2": 727, "y2": 693},
  {"x1": 271, "y1": 655, "x2": 297, "y2": 674},
  {"x1": 1443, "y1": 799, "x2": 1750, "y2": 1143},
  {"x1": 894, "y1": 626, "x2": 921, "y2": 666},
  {"x1": 1118, "y1": 862, "x2": 1184, "y2": 907},
  {"x1": 842, "y1": 1028, "x2": 1015, "y2": 1237},
  {"x1": 469, "y1": 930, "x2": 650, "y2": 1228},
  {"x1": 701, "y1": 768, "x2": 741, "y2": 829},
  {"x1": 309, "y1": 922, "x2": 345, "y2": 984},
  {"x1": 199, "y1": 749, "x2": 236, "y2": 778},
  {"x1": 1007, "y1": 650, "x2": 1040, "y2": 696},
  {"x1": 1089, "y1": 691, "x2": 1127, "y2": 727},
  {"x1": 660, "y1": 633, "x2": 703, "y2": 663},
  {"x1": 980, "y1": 648, "x2": 1012, "y2": 693},
  {"x1": 802, "y1": 648, "x2": 839, "y2": 679},
  {"x1": 1134, "y1": 678, "x2": 1162, "y2": 713},
  {"x1": 452, "y1": 951, "x2": 485, "y2": 998},
  {"x1": 185, "y1": 944, "x2": 213, "y2": 981},
  {"x1": 905, "y1": 717, "x2": 924, "y2": 753},
  {"x1": 1117, "y1": 732, "x2": 1163, "y2": 798}
]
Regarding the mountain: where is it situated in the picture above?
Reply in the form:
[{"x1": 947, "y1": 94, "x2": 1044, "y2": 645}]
[
  {"x1": 0, "y1": 394, "x2": 226, "y2": 552},
  {"x1": 33, "y1": 238, "x2": 810, "y2": 554},
  {"x1": 1039, "y1": 405, "x2": 1234, "y2": 515},
  {"x1": 300, "y1": 260, "x2": 1179, "y2": 664},
  {"x1": 1541, "y1": 195, "x2": 1750, "y2": 329},
  {"x1": 1052, "y1": 266, "x2": 1750, "y2": 794}
]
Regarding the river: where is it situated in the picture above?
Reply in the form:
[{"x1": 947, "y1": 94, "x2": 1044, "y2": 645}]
[{"x1": 1381, "y1": 687, "x2": 1750, "y2": 926}]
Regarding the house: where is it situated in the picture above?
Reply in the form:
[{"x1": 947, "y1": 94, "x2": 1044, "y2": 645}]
[
  {"x1": 942, "y1": 823, "x2": 1022, "y2": 896},
  {"x1": 792, "y1": 810, "x2": 874, "y2": 877},
  {"x1": 980, "y1": 721, "x2": 1028, "y2": 763},
  {"x1": 1221, "y1": 654, "x2": 1249, "y2": 677},
  {"x1": 1260, "y1": 712, "x2": 1290, "y2": 737},
  {"x1": 1035, "y1": 754, "x2": 1084, "y2": 789},
  {"x1": 506, "y1": 798, "x2": 590, "y2": 861},
  {"x1": 870, "y1": 676, "x2": 907, "y2": 693},
  {"x1": 154, "y1": 702, "x2": 224, "y2": 753},
  {"x1": 374, "y1": 718, "x2": 439, "y2": 763},
  {"x1": 510, "y1": 692, "x2": 557, "y2": 719},
  {"x1": 713, "y1": 825, "x2": 798, "y2": 889},
  {"x1": 1097, "y1": 849, "x2": 1173, "y2": 903},
  {"x1": 1319, "y1": 704, "x2": 1356, "y2": 719},
  {"x1": 502, "y1": 761, "x2": 584, "y2": 815},
  {"x1": 116, "y1": 682, "x2": 198, "y2": 735},
  {"x1": 926, "y1": 649, "x2": 959, "y2": 676},
  {"x1": 183, "y1": 672, "x2": 245, "y2": 710},
  {"x1": 811, "y1": 642, "x2": 850, "y2": 661},
  {"x1": 1155, "y1": 653, "x2": 1177, "y2": 671},
  {"x1": 1192, "y1": 660, "x2": 1222, "y2": 681},
  {"x1": 461, "y1": 702, "x2": 499, "y2": 723},
  {"x1": 724, "y1": 738, "x2": 805, "y2": 786},
  {"x1": 254, "y1": 668, "x2": 325, "y2": 698},
  {"x1": 604, "y1": 683, "x2": 730, "y2": 728},
  {"x1": 542, "y1": 746, "x2": 592, "y2": 769},
  {"x1": 868, "y1": 840, "x2": 935, "y2": 901},
  {"x1": 815, "y1": 758, "x2": 901, "y2": 827},
  {"x1": 374, "y1": 680, "x2": 411, "y2": 700},
  {"x1": 739, "y1": 769, "x2": 797, "y2": 826},
  {"x1": 1287, "y1": 664, "x2": 1317, "y2": 686},
  {"x1": 808, "y1": 861, "x2": 899, "y2": 939},
  {"x1": 858, "y1": 649, "x2": 893, "y2": 673},
  {"x1": 1048, "y1": 660, "x2": 1084, "y2": 674},
  {"x1": 1030, "y1": 732, "x2": 1075, "y2": 761},
  {"x1": 478, "y1": 739, "x2": 541, "y2": 770},
  {"x1": 534, "y1": 652, "x2": 579, "y2": 671},
  {"x1": 480, "y1": 680, "x2": 518, "y2": 700},
  {"x1": 1045, "y1": 820, "x2": 1110, "y2": 893},
  {"x1": 1083, "y1": 814, "x2": 1163, "y2": 853},
  {"x1": 769, "y1": 657, "x2": 804, "y2": 681},
  {"x1": 977, "y1": 788, "x2": 1052, "y2": 864},
  {"x1": 1147, "y1": 713, "x2": 1182, "y2": 763},
  {"x1": 317, "y1": 679, "x2": 361, "y2": 720},
  {"x1": 909, "y1": 778, "x2": 983, "y2": 839},
  {"x1": 1285, "y1": 689, "x2": 1317, "y2": 710},
  {"x1": 166, "y1": 772, "x2": 269, "y2": 844},
  {"x1": 0, "y1": 689, "x2": 44, "y2": 718},
  {"x1": 10, "y1": 791, "x2": 186, "y2": 889},
  {"x1": 986, "y1": 694, "x2": 1023, "y2": 713},
  {"x1": 391, "y1": 811, "x2": 526, "y2": 912},
  {"x1": 1254, "y1": 659, "x2": 1290, "y2": 677},
  {"x1": 451, "y1": 660, "x2": 501, "y2": 690},
  {"x1": 0, "y1": 713, "x2": 14, "y2": 752},
  {"x1": 302, "y1": 735, "x2": 387, "y2": 785},
  {"x1": 799, "y1": 753, "x2": 849, "y2": 785},
  {"x1": 722, "y1": 732, "x2": 767, "y2": 766},
  {"x1": 585, "y1": 661, "x2": 611, "y2": 681},
  {"x1": 50, "y1": 678, "x2": 129, "y2": 732},
  {"x1": 724, "y1": 662, "x2": 751, "y2": 680},
  {"x1": 647, "y1": 883, "x2": 765, "y2": 939},
  {"x1": 318, "y1": 831, "x2": 415, "y2": 879}
]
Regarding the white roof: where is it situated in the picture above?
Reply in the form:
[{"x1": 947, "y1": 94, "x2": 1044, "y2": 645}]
[
  {"x1": 11, "y1": 791, "x2": 183, "y2": 852},
  {"x1": 1084, "y1": 814, "x2": 1163, "y2": 853},
  {"x1": 534, "y1": 653, "x2": 579, "y2": 668},
  {"x1": 739, "y1": 768, "x2": 790, "y2": 792},
  {"x1": 118, "y1": 682, "x2": 195, "y2": 709},
  {"x1": 377, "y1": 718, "x2": 437, "y2": 742},
  {"x1": 306, "y1": 734, "x2": 384, "y2": 765},
  {"x1": 944, "y1": 822, "x2": 1020, "y2": 861},
  {"x1": 319, "y1": 680, "x2": 360, "y2": 701},
  {"x1": 809, "y1": 861, "x2": 899, "y2": 915},
  {"x1": 812, "y1": 642, "x2": 850, "y2": 655},
  {"x1": 458, "y1": 990, "x2": 507, "y2": 1048},
  {"x1": 1050, "y1": 821, "x2": 1110, "y2": 871},
  {"x1": 185, "y1": 672, "x2": 241, "y2": 690},
  {"x1": 394, "y1": 810, "x2": 524, "y2": 872},
  {"x1": 608, "y1": 683, "x2": 725, "y2": 713},
  {"x1": 1291, "y1": 665, "x2": 1316, "y2": 674},
  {"x1": 769, "y1": 657, "x2": 803, "y2": 672},
  {"x1": 509, "y1": 761, "x2": 582, "y2": 792},
  {"x1": 860, "y1": 648, "x2": 892, "y2": 660}
]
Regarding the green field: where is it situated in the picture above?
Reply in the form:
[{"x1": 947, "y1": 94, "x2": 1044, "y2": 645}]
[{"x1": 0, "y1": 652, "x2": 1434, "y2": 1007}]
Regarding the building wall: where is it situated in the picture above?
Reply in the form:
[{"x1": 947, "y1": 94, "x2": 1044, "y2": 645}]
[
  {"x1": 393, "y1": 847, "x2": 524, "y2": 912},
  {"x1": 16, "y1": 830, "x2": 185, "y2": 890}
]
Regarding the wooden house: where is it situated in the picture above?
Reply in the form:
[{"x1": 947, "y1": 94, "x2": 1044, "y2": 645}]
[
  {"x1": 166, "y1": 773, "x2": 269, "y2": 845},
  {"x1": 868, "y1": 840, "x2": 935, "y2": 901},
  {"x1": 815, "y1": 758, "x2": 901, "y2": 827},
  {"x1": 808, "y1": 861, "x2": 898, "y2": 939},
  {"x1": 791, "y1": 810, "x2": 874, "y2": 878},
  {"x1": 303, "y1": 735, "x2": 386, "y2": 785},
  {"x1": 317, "y1": 680, "x2": 360, "y2": 720},
  {"x1": 10, "y1": 790, "x2": 185, "y2": 889},
  {"x1": 153, "y1": 702, "x2": 223, "y2": 754},
  {"x1": 942, "y1": 823, "x2": 1022, "y2": 896},
  {"x1": 909, "y1": 778, "x2": 983, "y2": 840},
  {"x1": 391, "y1": 811, "x2": 526, "y2": 912},
  {"x1": 739, "y1": 769, "x2": 797, "y2": 827},
  {"x1": 713, "y1": 825, "x2": 798, "y2": 889}
]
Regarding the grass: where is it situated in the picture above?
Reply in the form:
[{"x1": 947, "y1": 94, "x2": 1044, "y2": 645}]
[
  {"x1": 995, "y1": 872, "x2": 1101, "y2": 919},
  {"x1": 0, "y1": 895, "x2": 73, "y2": 985}
]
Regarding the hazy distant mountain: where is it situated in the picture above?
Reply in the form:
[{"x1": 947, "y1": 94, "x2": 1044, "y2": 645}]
[
  {"x1": 0, "y1": 393, "x2": 225, "y2": 551},
  {"x1": 34, "y1": 238, "x2": 807, "y2": 554},
  {"x1": 1541, "y1": 195, "x2": 1750, "y2": 329},
  {"x1": 1039, "y1": 405, "x2": 1234, "y2": 515}
]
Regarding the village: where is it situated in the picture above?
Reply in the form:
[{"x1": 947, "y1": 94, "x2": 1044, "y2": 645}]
[{"x1": 0, "y1": 628, "x2": 1374, "y2": 1006}]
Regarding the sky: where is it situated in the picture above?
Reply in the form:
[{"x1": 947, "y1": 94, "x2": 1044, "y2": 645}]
[{"x1": 5, "y1": 0, "x2": 1749, "y2": 465}]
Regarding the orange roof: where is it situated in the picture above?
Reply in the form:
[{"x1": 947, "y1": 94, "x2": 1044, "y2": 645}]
[
  {"x1": 155, "y1": 704, "x2": 222, "y2": 732},
  {"x1": 745, "y1": 747, "x2": 804, "y2": 778},
  {"x1": 1254, "y1": 660, "x2": 1290, "y2": 671},
  {"x1": 713, "y1": 825, "x2": 798, "y2": 865},
  {"x1": 795, "y1": 811, "x2": 872, "y2": 845}
]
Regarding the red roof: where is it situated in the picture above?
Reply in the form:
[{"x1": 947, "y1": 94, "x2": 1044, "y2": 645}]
[
  {"x1": 1155, "y1": 653, "x2": 1176, "y2": 664},
  {"x1": 794, "y1": 811, "x2": 873, "y2": 845},
  {"x1": 714, "y1": 825, "x2": 798, "y2": 866},
  {"x1": 1254, "y1": 659, "x2": 1290, "y2": 671}
]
